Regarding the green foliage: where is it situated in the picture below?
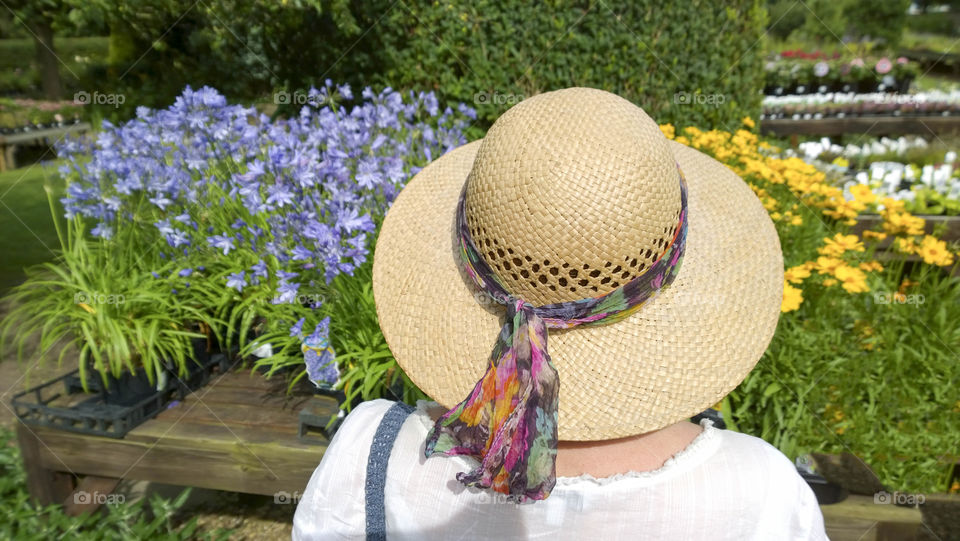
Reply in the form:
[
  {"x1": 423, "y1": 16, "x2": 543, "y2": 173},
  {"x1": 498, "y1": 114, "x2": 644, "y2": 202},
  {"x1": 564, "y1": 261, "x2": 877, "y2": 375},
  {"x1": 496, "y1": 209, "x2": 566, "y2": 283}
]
[
  {"x1": 767, "y1": 0, "x2": 912, "y2": 49},
  {"x1": 359, "y1": 0, "x2": 767, "y2": 130},
  {"x1": 0, "y1": 165, "x2": 61, "y2": 294},
  {"x1": 253, "y1": 254, "x2": 429, "y2": 409},
  {"x1": 908, "y1": 188, "x2": 960, "y2": 216},
  {"x1": 905, "y1": 12, "x2": 960, "y2": 37},
  {"x1": 0, "y1": 188, "x2": 216, "y2": 388},
  {"x1": 766, "y1": 0, "x2": 806, "y2": 40},
  {"x1": 0, "y1": 37, "x2": 109, "y2": 96},
  {"x1": 65, "y1": 0, "x2": 369, "y2": 119},
  {"x1": 0, "y1": 427, "x2": 233, "y2": 539},
  {"x1": 844, "y1": 0, "x2": 911, "y2": 46},
  {"x1": 722, "y1": 164, "x2": 960, "y2": 494},
  {"x1": 6, "y1": 1, "x2": 769, "y2": 129},
  {"x1": 796, "y1": 0, "x2": 849, "y2": 44},
  {"x1": 0, "y1": 97, "x2": 84, "y2": 128},
  {"x1": 732, "y1": 265, "x2": 960, "y2": 494}
]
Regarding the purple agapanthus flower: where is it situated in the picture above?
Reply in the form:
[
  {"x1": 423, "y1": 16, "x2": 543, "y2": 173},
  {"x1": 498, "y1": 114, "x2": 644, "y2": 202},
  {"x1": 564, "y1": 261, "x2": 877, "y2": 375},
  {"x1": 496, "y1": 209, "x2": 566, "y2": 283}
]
[
  {"x1": 207, "y1": 234, "x2": 236, "y2": 255},
  {"x1": 289, "y1": 317, "x2": 306, "y2": 337},
  {"x1": 273, "y1": 280, "x2": 299, "y2": 304},
  {"x1": 226, "y1": 271, "x2": 247, "y2": 292}
]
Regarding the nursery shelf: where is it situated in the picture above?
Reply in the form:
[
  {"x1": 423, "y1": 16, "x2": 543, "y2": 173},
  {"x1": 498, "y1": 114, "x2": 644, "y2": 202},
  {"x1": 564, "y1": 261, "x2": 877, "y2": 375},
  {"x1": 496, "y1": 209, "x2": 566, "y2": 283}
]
[{"x1": 761, "y1": 116, "x2": 960, "y2": 137}]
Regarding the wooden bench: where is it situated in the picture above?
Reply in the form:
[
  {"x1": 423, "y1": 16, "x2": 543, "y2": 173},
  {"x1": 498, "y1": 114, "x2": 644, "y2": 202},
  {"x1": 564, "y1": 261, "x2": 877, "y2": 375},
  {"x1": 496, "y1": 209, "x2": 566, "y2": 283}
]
[
  {"x1": 14, "y1": 367, "x2": 337, "y2": 514},
  {"x1": 0, "y1": 122, "x2": 91, "y2": 172},
  {"x1": 11, "y1": 370, "x2": 934, "y2": 537}
]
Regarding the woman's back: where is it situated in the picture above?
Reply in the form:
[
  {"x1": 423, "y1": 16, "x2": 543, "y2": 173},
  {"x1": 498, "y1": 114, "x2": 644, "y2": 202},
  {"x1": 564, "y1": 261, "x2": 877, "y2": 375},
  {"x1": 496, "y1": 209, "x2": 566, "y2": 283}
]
[{"x1": 292, "y1": 399, "x2": 827, "y2": 540}]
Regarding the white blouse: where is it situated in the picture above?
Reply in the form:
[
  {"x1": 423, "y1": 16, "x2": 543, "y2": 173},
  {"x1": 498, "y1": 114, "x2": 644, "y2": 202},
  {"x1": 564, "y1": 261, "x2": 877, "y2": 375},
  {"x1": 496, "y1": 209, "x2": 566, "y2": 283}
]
[{"x1": 293, "y1": 399, "x2": 828, "y2": 540}]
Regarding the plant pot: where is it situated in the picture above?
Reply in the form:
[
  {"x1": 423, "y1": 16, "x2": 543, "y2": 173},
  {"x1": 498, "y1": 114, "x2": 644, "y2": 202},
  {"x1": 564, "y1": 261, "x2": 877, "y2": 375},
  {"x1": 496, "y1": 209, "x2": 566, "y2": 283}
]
[
  {"x1": 811, "y1": 452, "x2": 886, "y2": 496},
  {"x1": 800, "y1": 470, "x2": 848, "y2": 504},
  {"x1": 840, "y1": 82, "x2": 859, "y2": 93},
  {"x1": 897, "y1": 77, "x2": 913, "y2": 94}
]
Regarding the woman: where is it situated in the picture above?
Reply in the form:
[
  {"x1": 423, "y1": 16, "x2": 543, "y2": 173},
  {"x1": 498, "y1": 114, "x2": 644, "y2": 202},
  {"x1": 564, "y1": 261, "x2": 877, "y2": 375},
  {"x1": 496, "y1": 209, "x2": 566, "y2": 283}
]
[{"x1": 293, "y1": 88, "x2": 828, "y2": 540}]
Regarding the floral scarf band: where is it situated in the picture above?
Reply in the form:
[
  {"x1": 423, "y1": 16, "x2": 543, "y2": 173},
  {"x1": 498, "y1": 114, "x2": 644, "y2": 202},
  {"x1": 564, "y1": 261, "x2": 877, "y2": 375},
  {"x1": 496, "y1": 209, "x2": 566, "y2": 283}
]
[{"x1": 424, "y1": 165, "x2": 690, "y2": 502}]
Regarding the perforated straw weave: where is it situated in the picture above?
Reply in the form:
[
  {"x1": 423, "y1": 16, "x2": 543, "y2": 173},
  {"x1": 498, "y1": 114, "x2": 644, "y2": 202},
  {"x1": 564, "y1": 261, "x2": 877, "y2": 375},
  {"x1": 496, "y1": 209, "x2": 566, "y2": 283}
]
[{"x1": 373, "y1": 88, "x2": 783, "y2": 441}]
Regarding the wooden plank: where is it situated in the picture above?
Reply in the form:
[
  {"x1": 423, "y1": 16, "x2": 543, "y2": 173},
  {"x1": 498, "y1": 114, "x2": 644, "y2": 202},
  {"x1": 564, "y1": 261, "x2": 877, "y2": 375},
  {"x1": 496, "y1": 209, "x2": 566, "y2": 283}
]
[
  {"x1": 820, "y1": 495, "x2": 923, "y2": 541},
  {"x1": 125, "y1": 418, "x2": 320, "y2": 449},
  {"x1": 124, "y1": 395, "x2": 338, "y2": 447},
  {"x1": 31, "y1": 425, "x2": 324, "y2": 496},
  {"x1": 200, "y1": 369, "x2": 290, "y2": 392},
  {"x1": 15, "y1": 422, "x2": 77, "y2": 505},
  {"x1": 760, "y1": 116, "x2": 960, "y2": 137},
  {"x1": 187, "y1": 386, "x2": 316, "y2": 409},
  {"x1": 0, "y1": 123, "x2": 92, "y2": 145},
  {"x1": 149, "y1": 401, "x2": 303, "y2": 429}
]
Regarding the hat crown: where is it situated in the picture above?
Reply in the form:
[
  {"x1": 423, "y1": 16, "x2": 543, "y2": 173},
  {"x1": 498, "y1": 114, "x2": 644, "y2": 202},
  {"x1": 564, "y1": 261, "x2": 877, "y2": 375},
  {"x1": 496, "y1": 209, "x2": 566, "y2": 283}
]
[{"x1": 464, "y1": 87, "x2": 682, "y2": 305}]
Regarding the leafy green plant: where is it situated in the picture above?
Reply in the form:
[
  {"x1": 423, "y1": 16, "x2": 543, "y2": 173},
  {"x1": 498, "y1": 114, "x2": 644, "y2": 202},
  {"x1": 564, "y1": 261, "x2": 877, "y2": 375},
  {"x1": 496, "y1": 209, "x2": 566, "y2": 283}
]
[
  {"x1": 908, "y1": 188, "x2": 960, "y2": 216},
  {"x1": 0, "y1": 427, "x2": 233, "y2": 540},
  {"x1": 0, "y1": 188, "x2": 214, "y2": 389},
  {"x1": 253, "y1": 254, "x2": 429, "y2": 409}
]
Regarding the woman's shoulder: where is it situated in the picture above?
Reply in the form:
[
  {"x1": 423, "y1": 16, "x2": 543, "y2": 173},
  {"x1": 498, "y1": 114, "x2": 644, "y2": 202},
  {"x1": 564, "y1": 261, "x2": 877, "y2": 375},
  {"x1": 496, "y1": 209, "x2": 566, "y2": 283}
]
[{"x1": 715, "y1": 428, "x2": 802, "y2": 476}]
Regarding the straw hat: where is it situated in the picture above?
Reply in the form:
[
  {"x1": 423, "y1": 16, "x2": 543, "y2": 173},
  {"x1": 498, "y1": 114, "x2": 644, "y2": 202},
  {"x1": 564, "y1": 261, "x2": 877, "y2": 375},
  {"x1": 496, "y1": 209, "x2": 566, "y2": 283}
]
[{"x1": 373, "y1": 87, "x2": 782, "y2": 441}]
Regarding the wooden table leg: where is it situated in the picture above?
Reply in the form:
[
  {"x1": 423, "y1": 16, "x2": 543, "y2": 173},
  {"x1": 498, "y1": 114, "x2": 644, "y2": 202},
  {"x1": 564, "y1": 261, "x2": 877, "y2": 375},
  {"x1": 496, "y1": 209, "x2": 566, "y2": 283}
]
[
  {"x1": 63, "y1": 475, "x2": 122, "y2": 516},
  {"x1": 2, "y1": 143, "x2": 14, "y2": 172},
  {"x1": 15, "y1": 422, "x2": 76, "y2": 506}
]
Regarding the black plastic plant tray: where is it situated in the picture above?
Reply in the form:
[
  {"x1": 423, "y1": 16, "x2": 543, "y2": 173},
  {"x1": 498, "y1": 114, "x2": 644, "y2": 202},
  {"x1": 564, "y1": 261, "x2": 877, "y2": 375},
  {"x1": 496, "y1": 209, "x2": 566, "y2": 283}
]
[
  {"x1": 11, "y1": 352, "x2": 227, "y2": 439},
  {"x1": 11, "y1": 369, "x2": 172, "y2": 439}
]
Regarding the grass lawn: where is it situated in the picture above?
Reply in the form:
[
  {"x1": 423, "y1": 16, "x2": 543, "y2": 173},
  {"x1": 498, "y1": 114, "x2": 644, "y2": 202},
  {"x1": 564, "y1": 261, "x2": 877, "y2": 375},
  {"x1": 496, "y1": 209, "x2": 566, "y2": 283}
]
[{"x1": 0, "y1": 163, "x2": 61, "y2": 294}]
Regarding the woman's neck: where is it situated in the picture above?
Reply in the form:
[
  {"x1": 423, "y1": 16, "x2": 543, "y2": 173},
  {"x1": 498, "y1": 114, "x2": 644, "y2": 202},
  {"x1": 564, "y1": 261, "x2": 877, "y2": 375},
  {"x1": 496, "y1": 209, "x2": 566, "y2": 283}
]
[
  {"x1": 554, "y1": 420, "x2": 703, "y2": 478},
  {"x1": 422, "y1": 402, "x2": 703, "y2": 478}
]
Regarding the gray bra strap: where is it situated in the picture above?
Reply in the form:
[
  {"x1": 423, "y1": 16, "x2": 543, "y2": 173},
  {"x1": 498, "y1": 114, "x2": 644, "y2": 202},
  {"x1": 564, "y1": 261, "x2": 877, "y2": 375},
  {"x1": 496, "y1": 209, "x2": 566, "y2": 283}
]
[{"x1": 365, "y1": 401, "x2": 416, "y2": 541}]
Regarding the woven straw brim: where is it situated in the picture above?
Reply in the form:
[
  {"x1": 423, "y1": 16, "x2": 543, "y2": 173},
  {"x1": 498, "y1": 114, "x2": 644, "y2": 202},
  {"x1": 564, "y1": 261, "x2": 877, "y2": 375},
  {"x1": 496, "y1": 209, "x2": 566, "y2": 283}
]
[{"x1": 373, "y1": 140, "x2": 783, "y2": 441}]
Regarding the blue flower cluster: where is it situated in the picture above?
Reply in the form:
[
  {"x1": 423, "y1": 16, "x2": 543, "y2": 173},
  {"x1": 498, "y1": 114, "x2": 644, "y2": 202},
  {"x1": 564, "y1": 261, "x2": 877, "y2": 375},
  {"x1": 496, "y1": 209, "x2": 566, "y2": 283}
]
[
  {"x1": 57, "y1": 82, "x2": 473, "y2": 294},
  {"x1": 54, "y1": 83, "x2": 474, "y2": 384}
]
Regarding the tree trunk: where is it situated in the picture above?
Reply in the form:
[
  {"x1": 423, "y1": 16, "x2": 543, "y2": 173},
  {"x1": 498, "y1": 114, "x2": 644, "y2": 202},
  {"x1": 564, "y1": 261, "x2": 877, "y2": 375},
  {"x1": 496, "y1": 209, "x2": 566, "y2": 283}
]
[{"x1": 33, "y1": 16, "x2": 62, "y2": 100}]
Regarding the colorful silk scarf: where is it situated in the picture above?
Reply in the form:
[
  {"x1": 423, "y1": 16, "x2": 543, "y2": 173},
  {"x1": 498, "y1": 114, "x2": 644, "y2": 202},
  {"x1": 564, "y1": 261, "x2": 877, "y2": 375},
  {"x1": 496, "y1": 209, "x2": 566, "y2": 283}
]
[{"x1": 424, "y1": 165, "x2": 689, "y2": 503}]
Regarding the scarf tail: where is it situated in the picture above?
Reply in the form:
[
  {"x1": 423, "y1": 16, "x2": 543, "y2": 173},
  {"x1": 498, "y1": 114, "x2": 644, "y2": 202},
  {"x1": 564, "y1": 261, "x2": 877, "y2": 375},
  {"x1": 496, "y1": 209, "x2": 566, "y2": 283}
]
[{"x1": 424, "y1": 301, "x2": 559, "y2": 502}]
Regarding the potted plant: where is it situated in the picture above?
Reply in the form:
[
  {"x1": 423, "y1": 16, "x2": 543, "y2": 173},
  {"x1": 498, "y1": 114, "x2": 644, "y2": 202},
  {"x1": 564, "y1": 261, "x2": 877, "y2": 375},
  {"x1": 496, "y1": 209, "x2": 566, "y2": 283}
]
[
  {"x1": 893, "y1": 57, "x2": 917, "y2": 94},
  {"x1": 792, "y1": 62, "x2": 814, "y2": 95}
]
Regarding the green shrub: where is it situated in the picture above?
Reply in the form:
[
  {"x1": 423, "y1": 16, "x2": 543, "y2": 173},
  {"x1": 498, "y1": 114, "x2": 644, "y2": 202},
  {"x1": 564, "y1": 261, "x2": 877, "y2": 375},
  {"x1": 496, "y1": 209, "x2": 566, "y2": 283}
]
[
  {"x1": 765, "y1": 0, "x2": 806, "y2": 40},
  {"x1": 360, "y1": 0, "x2": 767, "y2": 130},
  {"x1": 905, "y1": 12, "x2": 960, "y2": 37}
]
